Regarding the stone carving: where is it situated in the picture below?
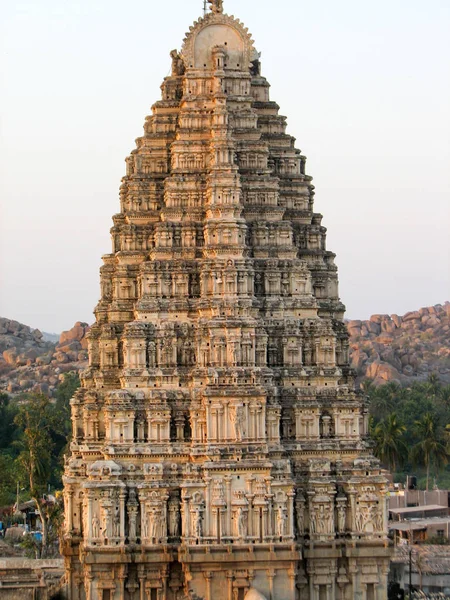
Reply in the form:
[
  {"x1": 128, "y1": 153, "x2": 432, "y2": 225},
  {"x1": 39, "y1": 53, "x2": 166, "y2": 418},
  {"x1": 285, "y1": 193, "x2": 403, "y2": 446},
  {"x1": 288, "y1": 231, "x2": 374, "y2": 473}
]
[
  {"x1": 336, "y1": 489, "x2": 347, "y2": 534},
  {"x1": 234, "y1": 507, "x2": 247, "y2": 540},
  {"x1": 170, "y1": 50, "x2": 185, "y2": 76},
  {"x1": 212, "y1": 479, "x2": 226, "y2": 504},
  {"x1": 276, "y1": 506, "x2": 287, "y2": 538},
  {"x1": 192, "y1": 507, "x2": 203, "y2": 539},
  {"x1": 208, "y1": 0, "x2": 223, "y2": 14},
  {"x1": 230, "y1": 404, "x2": 245, "y2": 441},
  {"x1": 295, "y1": 495, "x2": 306, "y2": 536},
  {"x1": 309, "y1": 501, "x2": 334, "y2": 536},
  {"x1": 146, "y1": 508, "x2": 158, "y2": 540},
  {"x1": 168, "y1": 496, "x2": 181, "y2": 537},
  {"x1": 113, "y1": 505, "x2": 120, "y2": 537},
  {"x1": 62, "y1": 2, "x2": 390, "y2": 597},
  {"x1": 250, "y1": 52, "x2": 262, "y2": 76},
  {"x1": 92, "y1": 515, "x2": 100, "y2": 539}
]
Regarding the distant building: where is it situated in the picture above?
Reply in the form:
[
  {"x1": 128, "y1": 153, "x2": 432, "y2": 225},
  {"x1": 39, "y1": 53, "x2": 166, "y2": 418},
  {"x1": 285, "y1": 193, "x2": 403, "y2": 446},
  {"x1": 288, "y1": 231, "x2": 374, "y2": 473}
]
[
  {"x1": 390, "y1": 546, "x2": 450, "y2": 597},
  {"x1": 388, "y1": 484, "x2": 450, "y2": 597}
]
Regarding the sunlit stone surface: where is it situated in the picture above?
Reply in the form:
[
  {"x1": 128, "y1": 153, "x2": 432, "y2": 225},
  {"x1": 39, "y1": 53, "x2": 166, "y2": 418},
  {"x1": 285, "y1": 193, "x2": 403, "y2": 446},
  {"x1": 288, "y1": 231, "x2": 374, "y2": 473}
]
[{"x1": 62, "y1": 2, "x2": 390, "y2": 598}]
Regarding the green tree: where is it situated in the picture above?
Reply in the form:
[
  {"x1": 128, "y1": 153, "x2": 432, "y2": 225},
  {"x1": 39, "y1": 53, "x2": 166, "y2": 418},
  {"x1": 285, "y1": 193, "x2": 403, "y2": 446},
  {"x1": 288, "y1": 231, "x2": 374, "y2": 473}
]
[
  {"x1": 373, "y1": 413, "x2": 407, "y2": 472},
  {"x1": 0, "y1": 392, "x2": 19, "y2": 453},
  {"x1": 0, "y1": 453, "x2": 16, "y2": 505},
  {"x1": 14, "y1": 394, "x2": 54, "y2": 557},
  {"x1": 438, "y1": 385, "x2": 450, "y2": 409},
  {"x1": 411, "y1": 413, "x2": 449, "y2": 491},
  {"x1": 426, "y1": 372, "x2": 441, "y2": 396}
]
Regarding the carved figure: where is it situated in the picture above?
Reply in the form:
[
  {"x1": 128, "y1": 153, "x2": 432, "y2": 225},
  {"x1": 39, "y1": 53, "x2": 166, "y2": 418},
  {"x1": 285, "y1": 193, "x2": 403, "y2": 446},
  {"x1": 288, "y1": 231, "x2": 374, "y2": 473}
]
[
  {"x1": 231, "y1": 405, "x2": 245, "y2": 441},
  {"x1": 295, "y1": 500, "x2": 305, "y2": 536},
  {"x1": 192, "y1": 508, "x2": 202, "y2": 538},
  {"x1": 147, "y1": 509, "x2": 158, "y2": 539},
  {"x1": 276, "y1": 506, "x2": 287, "y2": 538},
  {"x1": 113, "y1": 505, "x2": 120, "y2": 537},
  {"x1": 92, "y1": 515, "x2": 100, "y2": 539},
  {"x1": 128, "y1": 507, "x2": 137, "y2": 541},
  {"x1": 208, "y1": 0, "x2": 223, "y2": 14},
  {"x1": 235, "y1": 507, "x2": 247, "y2": 539},
  {"x1": 337, "y1": 504, "x2": 346, "y2": 533},
  {"x1": 169, "y1": 501, "x2": 181, "y2": 537},
  {"x1": 170, "y1": 50, "x2": 185, "y2": 76},
  {"x1": 101, "y1": 504, "x2": 112, "y2": 539}
]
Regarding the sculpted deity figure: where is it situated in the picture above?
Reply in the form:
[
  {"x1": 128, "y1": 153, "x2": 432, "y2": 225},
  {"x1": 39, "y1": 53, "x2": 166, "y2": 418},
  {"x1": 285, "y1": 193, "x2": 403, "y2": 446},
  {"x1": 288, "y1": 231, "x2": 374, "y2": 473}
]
[
  {"x1": 276, "y1": 506, "x2": 287, "y2": 538},
  {"x1": 208, "y1": 0, "x2": 223, "y2": 14},
  {"x1": 192, "y1": 508, "x2": 203, "y2": 539},
  {"x1": 169, "y1": 499, "x2": 181, "y2": 537},
  {"x1": 295, "y1": 498, "x2": 305, "y2": 536},
  {"x1": 356, "y1": 504, "x2": 371, "y2": 532},
  {"x1": 336, "y1": 490, "x2": 347, "y2": 533},
  {"x1": 337, "y1": 504, "x2": 346, "y2": 533},
  {"x1": 235, "y1": 507, "x2": 247, "y2": 539},
  {"x1": 315, "y1": 502, "x2": 333, "y2": 534},
  {"x1": 231, "y1": 405, "x2": 245, "y2": 441},
  {"x1": 101, "y1": 503, "x2": 112, "y2": 539},
  {"x1": 170, "y1": 50, "x2": 185, "y2": 76},
  {"x1": 128, "y1": 507, "x2": 137, "y2": 541},
  {"x1": 147, "y1": 509, "x2": 158, "y2": 540},
  {"x1": 113, "y1": 505, "x2": 120, "y2": 537},
  {"x1": 92, "y1": 515, "x2": 100, "y2": 539}
]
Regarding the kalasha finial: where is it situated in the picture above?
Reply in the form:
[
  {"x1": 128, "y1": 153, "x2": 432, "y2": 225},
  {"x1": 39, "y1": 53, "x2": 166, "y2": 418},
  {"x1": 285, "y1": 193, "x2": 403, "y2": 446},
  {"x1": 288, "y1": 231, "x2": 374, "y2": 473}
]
[{"x1": 208, "y1": 0, "x2": 224, "y2": 14}]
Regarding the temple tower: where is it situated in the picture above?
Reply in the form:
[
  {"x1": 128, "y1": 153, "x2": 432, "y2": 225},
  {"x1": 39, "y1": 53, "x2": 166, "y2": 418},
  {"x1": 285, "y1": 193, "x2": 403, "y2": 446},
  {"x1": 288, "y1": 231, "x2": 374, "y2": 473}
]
[{"x1": 62, "y1": 2, "x2": 391, "y2": 599}]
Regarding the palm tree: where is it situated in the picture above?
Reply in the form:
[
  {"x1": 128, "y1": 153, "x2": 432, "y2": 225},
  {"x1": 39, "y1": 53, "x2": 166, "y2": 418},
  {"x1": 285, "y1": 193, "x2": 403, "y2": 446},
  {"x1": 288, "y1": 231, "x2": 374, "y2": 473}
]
[
  {"x1": 373, "y1": 413, "x2": 407, "y2": 472},
  {"x1": 438, "y1": 385, "x2": 450, "y2": 409},
  {"x1": 426, "y1": 372, "x2": 441, "y2": 395},
  {"x1": 411, "y1": 413, "x2": 449, "y2": 491},
  {"x1": 369, "y1": 386, "x2": 397, "y2": 420}
]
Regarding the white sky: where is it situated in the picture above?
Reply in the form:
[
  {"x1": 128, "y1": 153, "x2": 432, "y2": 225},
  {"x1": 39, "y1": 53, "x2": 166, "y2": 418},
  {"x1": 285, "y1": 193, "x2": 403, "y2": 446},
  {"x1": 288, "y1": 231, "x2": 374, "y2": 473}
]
[{"x1": 1, "y1": 0, "x2": 449, "y2": 334}]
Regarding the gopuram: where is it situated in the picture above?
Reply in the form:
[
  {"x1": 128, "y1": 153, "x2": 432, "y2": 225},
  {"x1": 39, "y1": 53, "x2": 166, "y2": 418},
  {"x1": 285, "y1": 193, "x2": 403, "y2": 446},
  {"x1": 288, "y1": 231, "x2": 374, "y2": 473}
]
[{"x1": 62, "y1": 1, "x2": 391, "y2": 599}]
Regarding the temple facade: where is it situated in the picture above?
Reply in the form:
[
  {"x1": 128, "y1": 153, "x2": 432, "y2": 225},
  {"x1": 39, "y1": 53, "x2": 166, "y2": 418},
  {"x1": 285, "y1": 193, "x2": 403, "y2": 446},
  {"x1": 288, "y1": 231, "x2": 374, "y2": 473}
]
[{"x1": 62, "y1": 2, "x2": 391, "y2": 599}]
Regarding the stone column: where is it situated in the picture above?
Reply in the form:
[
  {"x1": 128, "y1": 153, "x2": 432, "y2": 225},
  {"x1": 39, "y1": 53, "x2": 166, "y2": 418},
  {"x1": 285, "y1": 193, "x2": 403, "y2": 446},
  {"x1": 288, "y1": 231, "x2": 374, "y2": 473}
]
[
  {"x1": 118, "y1": 570, "x2": 126, "y2": 600},
  {"x1": 86, "y1": 490, "x2": 94, "y2": 541},
  {"x1": 182, "y1": 494, "x2": 190, "y2": 539},
  {"x1": 227, "y1": 571, "x2": 234, "y2": 600},
  {"x1": 66, "y1": 489, "x2": 74, "y2": 532},
  {"x1": 267, "y1": 569, "x2": 275, "y2": 600},
  {"x1": 219, "y1": 405, "x2": 225, "y2": 441},
  {"x1": 225, "y1": 476, "x2": 232, "y2": 537},
  {"x1": 204, "y1": 478, "x2": 211, "y2": 537},
  {"x1": 224, "y1": 400, "x2": 229, "y2": 440},
  {"x1": 119, "y1": 489, "x2": 127, "y2": 541},
  {"x1": 204, "y1": 572, "x2": 212, "y2": 600},
  {"x1": 139, "y1": 575, "x2": 146, "y2": 600},
  {"x1": 287, "y1": 492, "x2": 295, "y2": 538},
  {"x1": 288, "y1": 568, "x2": 297, "y2": 600},
  {"x1": 85, "y1": 573, "x2": 94, "y2": 600}
]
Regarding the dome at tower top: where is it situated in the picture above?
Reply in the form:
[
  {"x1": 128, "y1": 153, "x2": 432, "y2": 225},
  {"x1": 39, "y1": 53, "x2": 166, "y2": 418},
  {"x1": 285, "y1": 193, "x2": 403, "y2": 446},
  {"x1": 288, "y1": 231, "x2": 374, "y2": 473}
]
[
  {"x1": 244, "y1": 589, "x2": 268, "y2": 600},
  {"x1": 181, "y1": 0, "x2": 257, "y2": 71}
]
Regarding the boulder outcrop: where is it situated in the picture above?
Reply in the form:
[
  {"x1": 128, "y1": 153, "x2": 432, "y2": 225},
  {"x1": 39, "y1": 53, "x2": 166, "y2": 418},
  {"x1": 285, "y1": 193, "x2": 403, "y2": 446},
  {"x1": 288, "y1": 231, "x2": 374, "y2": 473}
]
[
  {"x1": 0, "y1": 318, "x2": 89, "y2": 397},
  {"x1": 347, "y1": 302, "x2": 450, "y2": 385}
]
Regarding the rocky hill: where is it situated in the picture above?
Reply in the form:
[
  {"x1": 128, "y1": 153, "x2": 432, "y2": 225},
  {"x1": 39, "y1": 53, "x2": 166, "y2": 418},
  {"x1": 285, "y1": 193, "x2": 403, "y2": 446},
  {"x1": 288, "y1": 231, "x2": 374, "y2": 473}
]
[
  {"x1": 1, "y1": 302, "x2": 448, "y2": 394},
  {"x1": 0, "y1": 319, "x2": 89, "y2": 397},
  {"x1": 348, "y1": 302, "x2": 450, "y2": 385}
]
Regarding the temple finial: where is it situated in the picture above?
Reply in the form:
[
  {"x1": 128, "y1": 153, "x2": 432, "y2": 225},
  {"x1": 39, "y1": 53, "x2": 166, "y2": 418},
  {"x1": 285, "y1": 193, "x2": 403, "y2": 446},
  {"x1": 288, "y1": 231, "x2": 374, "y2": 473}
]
[{"x1": 208, "y1": 0, "x2": 224, "y2": 14}]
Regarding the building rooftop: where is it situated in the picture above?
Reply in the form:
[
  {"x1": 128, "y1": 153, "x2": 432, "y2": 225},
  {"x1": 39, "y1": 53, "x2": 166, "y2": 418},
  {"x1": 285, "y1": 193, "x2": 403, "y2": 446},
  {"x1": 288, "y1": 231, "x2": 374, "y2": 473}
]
[
  {"x1": 389, "y1": 505, "x2": 447, "y2": 515},
  {"x1": 389, "y1": 517, "x2": 450, "y2": 531},
  {"x1": 392, "y1": 545, "x2": 450, "y2": 575}
]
